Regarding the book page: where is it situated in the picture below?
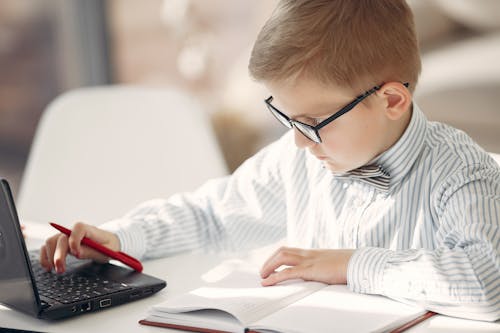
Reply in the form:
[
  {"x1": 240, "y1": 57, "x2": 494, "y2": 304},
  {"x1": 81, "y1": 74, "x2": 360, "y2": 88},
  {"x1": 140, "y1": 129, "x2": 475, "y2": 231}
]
[
  {"x1": 143, "y1": 309, "x2": 244, "y2": 333},
  {"x1": 250, "y1": 285, "x2": 426, "y2": 333},
  {"x1": 149, "y1": 264, "x2": 325, "y2": 327}
]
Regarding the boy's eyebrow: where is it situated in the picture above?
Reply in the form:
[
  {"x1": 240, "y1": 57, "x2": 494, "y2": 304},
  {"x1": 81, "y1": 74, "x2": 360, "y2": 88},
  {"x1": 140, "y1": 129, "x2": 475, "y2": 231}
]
[
  {"x1": 298, "y1": 109, "x2": 339, "y2": 118},
  {"x1": 293, "y1": 111, "x2": 331, "y2": 119}
]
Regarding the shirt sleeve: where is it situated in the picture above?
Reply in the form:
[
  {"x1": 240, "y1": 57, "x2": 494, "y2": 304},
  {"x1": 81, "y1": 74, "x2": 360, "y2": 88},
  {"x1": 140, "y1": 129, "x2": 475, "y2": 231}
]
[
  {"x1": 100, "y1": 134, "x2": 292, "y2": 261},
  {"x1": 347, "y1": 164, "x2": 500, "y2": 321}
]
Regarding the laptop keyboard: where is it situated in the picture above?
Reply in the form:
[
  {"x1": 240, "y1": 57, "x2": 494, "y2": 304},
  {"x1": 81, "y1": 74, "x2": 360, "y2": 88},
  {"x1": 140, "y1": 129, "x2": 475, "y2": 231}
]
[{"x1": 29, "y1": 254, "x2": 131, "y2": 305}]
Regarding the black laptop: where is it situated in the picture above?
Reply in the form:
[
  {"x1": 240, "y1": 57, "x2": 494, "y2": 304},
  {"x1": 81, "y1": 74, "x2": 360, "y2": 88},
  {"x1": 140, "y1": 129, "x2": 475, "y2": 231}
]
[{"x1": 0, "y1": 178, "x2": 166, "y2": 320}]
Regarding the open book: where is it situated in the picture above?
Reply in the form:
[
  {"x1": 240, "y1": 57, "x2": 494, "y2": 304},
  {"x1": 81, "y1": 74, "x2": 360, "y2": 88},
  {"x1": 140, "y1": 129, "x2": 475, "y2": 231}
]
[{"x1": 139, "y1": 263, "x2": 428, "y2": 333}]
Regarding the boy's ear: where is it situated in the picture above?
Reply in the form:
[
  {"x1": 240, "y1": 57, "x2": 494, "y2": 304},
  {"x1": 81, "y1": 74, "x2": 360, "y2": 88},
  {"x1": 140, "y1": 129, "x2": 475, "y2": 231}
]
[{"x1": 376, "y1": 82, "x2": 412, "y2": 120}]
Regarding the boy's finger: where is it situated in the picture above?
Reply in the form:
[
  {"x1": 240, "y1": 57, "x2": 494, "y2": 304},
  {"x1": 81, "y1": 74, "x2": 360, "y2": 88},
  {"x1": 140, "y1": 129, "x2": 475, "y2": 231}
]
[
  {"x1": 67, "y1": 222, "x2": 91, "y2": 257},
  {"x1": 74, "y1": 222, "x2": 111, "y2": 244},
  {"x1": 54, "y1": 234, "x2": 69, "y2": 273},
  {"x1": 44, "y1": 238, "x2": 57, "y2": 270},
  {"x1": 261, "y1": 266, "x2": 302, "y2": 286},
  {"x1": 39, "y1": 244, "x2": 52, "y2": 271},
  {"x1": 260, "y1": 251, "x2": 302, "y2": 278},
  {"x1": 78, "y1": 246, "x2": 110, "y2": 263},
  {"x1": 260, "y1": 246, "x2": 300, "y2": 273}
]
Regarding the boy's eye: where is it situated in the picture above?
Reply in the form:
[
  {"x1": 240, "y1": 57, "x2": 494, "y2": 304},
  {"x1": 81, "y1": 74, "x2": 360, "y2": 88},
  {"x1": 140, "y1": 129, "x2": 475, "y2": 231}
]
[
  {"x1": 312, "y1": 117, "x2": 324, "y2": 125},
  {"x1": 296, "y1": 115, "x2": 326, "y2": 126},
  {"x1": 307, "y1": 117, "x2": 324, "y2": 126}
]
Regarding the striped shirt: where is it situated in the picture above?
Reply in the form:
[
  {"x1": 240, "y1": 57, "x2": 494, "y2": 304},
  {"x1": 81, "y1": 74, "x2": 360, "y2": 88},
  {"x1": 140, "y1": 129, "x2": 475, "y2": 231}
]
[{"x1": 102, "y1": 104, "x2": 500, "y2": 321}]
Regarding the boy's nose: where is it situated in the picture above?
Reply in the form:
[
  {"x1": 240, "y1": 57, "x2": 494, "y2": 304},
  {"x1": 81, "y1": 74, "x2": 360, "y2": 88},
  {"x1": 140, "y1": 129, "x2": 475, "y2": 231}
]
[{"x1": 293, "y1": 127, "x2": 316, "y2": 149}]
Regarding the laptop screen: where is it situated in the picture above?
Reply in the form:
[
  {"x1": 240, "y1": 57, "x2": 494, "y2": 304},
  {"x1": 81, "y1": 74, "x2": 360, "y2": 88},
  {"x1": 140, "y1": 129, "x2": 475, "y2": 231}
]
[{"x1": 0, "y1": 179, "x2": 40, "y2": 316}]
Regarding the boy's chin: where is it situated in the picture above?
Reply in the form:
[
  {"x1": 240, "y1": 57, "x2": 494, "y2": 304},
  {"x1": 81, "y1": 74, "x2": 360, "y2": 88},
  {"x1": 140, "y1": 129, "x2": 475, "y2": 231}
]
[{"x1": 322, "y1": 161, "x2": 352, "y2": 174}]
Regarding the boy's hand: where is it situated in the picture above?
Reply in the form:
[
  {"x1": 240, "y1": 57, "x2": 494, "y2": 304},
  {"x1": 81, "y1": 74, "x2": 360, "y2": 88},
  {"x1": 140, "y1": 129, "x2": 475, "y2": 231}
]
[
  {"x1": 260, "y1": 247, "x2": 355, "y2": 286},
  {"x1": 40, "y1": 222, "x2": 120, "y2": 274}
]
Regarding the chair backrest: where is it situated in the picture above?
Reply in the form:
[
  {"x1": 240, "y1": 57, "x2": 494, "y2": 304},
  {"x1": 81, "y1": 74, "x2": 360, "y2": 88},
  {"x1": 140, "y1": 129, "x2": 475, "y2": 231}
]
[
  {"x1": 491, "y1": 152, "x2": 500, "y2": 167},
  {"x1": 17, "y1": 86, "x2": 228, "y2": 225}
]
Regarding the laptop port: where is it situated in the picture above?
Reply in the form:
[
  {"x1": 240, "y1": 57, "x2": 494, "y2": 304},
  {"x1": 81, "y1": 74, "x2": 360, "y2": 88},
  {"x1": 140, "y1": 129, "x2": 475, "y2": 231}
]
[
  {"x1": 80, "y1": 302, "x2": 91, "y2": 312},
  {"x1": 99, "y1": 298, "x2": 112, "y2": 308},
  {"x1": 130, "y1": 291, "x2": 141, "y2": 299},
  {"x1": 71, "y1": 305, "x2": 78, "y2": 312},
  {"x1": 143, "y1": 289, "x2": 153, "y2": 296}
]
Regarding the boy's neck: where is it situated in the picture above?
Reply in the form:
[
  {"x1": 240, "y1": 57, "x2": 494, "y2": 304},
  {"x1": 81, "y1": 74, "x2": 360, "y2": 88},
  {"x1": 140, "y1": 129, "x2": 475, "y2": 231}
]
[{"x1": 379, "y1": 103, "x2": 414, "y2": 156}]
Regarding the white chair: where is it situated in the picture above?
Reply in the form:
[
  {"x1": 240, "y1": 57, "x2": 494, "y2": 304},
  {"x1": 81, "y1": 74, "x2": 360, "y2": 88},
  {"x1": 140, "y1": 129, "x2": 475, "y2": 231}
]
[{"x1": 17, "y1": 85, "x2": 228, "y2": 226}]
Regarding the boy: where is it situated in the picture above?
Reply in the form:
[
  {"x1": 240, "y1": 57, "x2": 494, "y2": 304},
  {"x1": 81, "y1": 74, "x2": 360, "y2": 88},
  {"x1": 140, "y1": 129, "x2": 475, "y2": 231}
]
[{"x1": 41, "y1": 0, "x2": 500, "y2": 321}]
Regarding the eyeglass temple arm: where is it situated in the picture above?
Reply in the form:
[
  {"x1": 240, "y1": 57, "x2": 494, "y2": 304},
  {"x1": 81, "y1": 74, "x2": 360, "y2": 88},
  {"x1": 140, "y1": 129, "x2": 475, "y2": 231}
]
[{"x1": 315, "y1": 85, "x2": 381, "y2": 131}]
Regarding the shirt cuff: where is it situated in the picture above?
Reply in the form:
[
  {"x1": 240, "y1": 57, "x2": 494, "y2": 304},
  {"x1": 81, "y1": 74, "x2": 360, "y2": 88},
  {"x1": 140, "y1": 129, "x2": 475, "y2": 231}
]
[
  {"x1": 347, "y1": 247, "x2": 393, "y2": 294},
  {"x1": 99, "y1": 218, "x2": 147, "y2": 260}
]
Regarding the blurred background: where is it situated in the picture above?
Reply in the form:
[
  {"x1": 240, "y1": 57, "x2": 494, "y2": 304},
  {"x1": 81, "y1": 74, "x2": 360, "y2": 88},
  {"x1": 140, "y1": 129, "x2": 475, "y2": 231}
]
[{"x1": 1, "y1": 0, "x2": 499, "y2": 197}]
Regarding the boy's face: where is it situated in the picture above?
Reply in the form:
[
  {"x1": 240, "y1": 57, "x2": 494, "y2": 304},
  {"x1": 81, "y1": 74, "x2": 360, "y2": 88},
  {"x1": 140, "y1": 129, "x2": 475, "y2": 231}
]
[{"x1": 265, "y1": 78, "x2": 403, "y2": 173}]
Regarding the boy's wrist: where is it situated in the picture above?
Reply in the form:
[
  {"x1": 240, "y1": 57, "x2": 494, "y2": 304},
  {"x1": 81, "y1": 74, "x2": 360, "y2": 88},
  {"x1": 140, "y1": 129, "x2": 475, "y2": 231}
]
[
  {"x1": 100, "y1": 218, "x2": 147, "y2": 260},
  {"x1": 347, "y1": 247, "x2": 393, "y2": 294}
]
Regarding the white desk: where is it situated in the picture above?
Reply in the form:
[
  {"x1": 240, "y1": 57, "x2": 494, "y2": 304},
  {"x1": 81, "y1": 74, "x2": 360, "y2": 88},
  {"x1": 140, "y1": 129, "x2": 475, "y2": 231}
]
[{"x1": 1, "y1": 223, "x2": 499, "y2": 333}]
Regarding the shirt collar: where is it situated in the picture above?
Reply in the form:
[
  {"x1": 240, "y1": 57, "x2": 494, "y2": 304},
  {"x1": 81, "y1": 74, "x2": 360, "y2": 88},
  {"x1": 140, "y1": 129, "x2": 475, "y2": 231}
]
[{"x1": 372, "y1": 103, "x2": 427, "y2": 186}]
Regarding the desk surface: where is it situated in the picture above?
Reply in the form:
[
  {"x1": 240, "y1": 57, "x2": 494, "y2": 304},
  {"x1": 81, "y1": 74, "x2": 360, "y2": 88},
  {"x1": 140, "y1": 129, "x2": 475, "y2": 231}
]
[{"x1": 1, "y1": 223, "x2": 499, "y2": 333}]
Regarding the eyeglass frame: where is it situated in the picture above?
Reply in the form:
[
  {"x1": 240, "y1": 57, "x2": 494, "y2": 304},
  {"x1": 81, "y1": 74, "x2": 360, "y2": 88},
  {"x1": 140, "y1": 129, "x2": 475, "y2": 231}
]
[{"x1": 264, "y1": 82, "x2": 409, "y2": 143}]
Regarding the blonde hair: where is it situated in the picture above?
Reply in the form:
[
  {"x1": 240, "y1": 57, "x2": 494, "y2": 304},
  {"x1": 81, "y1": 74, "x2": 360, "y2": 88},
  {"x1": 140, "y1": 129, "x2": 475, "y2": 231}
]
[{"x1": 249, "y1": 0, "x2": 421, "y2": 92}]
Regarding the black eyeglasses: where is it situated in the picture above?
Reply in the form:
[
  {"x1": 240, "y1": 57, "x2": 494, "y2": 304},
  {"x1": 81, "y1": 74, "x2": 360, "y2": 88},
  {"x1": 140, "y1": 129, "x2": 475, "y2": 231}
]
[{"x1": 264, "y1": 82, "x2": 409, "y2": 143}]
